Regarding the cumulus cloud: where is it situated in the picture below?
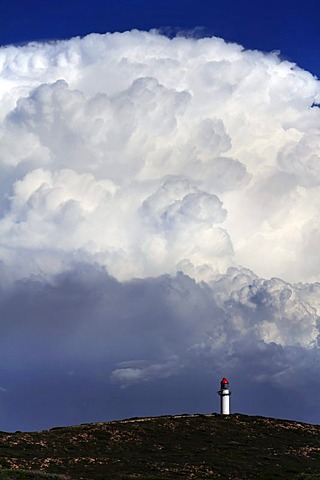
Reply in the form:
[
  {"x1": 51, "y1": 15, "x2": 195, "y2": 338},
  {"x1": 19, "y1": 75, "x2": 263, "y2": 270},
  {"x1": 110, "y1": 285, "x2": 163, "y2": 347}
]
[
  {"x1": 0, "y1": 30, "x2": 320, "y2": 428},
  {"x1": 0, "y1": 30, "x2": 319, "y2": 283}
]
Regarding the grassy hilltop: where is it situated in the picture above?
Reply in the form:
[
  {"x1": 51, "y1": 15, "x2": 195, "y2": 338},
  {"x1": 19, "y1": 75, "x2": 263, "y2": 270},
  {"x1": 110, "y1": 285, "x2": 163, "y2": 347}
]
[{"x1": 0, "y1": 413, "x2": 320, "y2": 479}]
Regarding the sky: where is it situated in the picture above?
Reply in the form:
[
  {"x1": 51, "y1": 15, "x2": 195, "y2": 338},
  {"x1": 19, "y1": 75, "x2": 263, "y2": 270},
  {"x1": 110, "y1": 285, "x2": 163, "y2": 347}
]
[
  {"x1": 0, "y1": 0, "x2": 319, "y2": 431},
  {"x1": 1, "y1": 0, "x2": 320, "y2": 78}
]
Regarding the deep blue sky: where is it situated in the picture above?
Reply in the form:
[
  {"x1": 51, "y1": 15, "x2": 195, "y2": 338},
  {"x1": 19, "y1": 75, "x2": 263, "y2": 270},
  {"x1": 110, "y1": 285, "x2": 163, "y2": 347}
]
[{"x1": 1, "y1": 0, "x2": 319, "y2": 78}]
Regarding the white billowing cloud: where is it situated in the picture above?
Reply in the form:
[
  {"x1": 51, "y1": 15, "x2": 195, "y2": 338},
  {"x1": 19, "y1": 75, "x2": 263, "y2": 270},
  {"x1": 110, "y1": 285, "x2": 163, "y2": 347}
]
[
  {"x1": 0, "y1": 167, "x2": 232, "y2": 280},
  {"x1": 278, "y1": 133, "x2": 320, "y2": 187},
  {"x1": 0, "y1": 31, "x2": 320, "y2": 281},
  {"x1": 0, "y1": 30, "x2": 319, "y2": 284},
  {"x1": 0, "y1": 31, "x2": 320, "y2": 424},
  {"x1": 210, "y1": 267, "x2": 319, "y2": 348}
]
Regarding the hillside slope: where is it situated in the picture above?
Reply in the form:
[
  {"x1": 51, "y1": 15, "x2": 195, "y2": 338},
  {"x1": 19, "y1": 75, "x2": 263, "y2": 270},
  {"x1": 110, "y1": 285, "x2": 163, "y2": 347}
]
[{"x1": 0, "y1": 414, "x2": 320, "y2": 479}]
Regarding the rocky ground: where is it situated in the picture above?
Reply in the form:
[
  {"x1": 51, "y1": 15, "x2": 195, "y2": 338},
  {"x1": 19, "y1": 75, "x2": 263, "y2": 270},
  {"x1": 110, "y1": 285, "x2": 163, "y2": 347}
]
[{"x1": 0, "y1": 413, "x2": 320, "y2": 479}]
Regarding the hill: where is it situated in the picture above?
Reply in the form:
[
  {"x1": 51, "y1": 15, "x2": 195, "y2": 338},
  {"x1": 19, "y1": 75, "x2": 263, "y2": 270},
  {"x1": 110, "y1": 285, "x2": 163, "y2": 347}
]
[{"x1": 0, "y1": 413, "x2": 320, "y2": 479}]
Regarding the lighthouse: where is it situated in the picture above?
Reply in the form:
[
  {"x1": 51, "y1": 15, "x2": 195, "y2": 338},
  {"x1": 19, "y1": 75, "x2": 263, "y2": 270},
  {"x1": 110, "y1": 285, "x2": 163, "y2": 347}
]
[{"x1": 218, "y1": 377, "x2": 231, "y2": 415}]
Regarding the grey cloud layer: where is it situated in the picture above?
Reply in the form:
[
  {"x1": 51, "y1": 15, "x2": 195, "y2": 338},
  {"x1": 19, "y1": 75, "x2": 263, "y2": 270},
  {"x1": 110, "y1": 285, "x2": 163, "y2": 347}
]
[
  {"x1": 0, "y1": 264, "x2": 319, "y2": 429},
  {"x1": 0, "y1": 31, "x2": 320, "y2": 428}
]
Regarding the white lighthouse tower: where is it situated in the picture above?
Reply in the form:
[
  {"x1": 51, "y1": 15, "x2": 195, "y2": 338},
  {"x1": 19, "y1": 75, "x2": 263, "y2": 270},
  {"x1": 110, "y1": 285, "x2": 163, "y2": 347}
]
[{"x1": 218, "y1": 377, "x2": 231, "y2": 415}]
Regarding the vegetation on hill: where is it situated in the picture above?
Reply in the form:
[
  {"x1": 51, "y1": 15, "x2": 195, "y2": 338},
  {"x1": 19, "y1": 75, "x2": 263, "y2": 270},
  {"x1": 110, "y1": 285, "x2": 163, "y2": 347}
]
[
  {"x1": 0, "y1": 470, "x2": 70, "y2": 479},
  {"x1": 0, "y1": 414, "x2": 320, "y2": 479}
]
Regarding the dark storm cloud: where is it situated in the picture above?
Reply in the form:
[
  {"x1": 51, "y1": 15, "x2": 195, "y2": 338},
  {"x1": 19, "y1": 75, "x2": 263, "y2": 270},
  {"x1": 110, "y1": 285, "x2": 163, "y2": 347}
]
[{"x1": 0, "y1": 263, "x2": 319, "y2": 430}]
